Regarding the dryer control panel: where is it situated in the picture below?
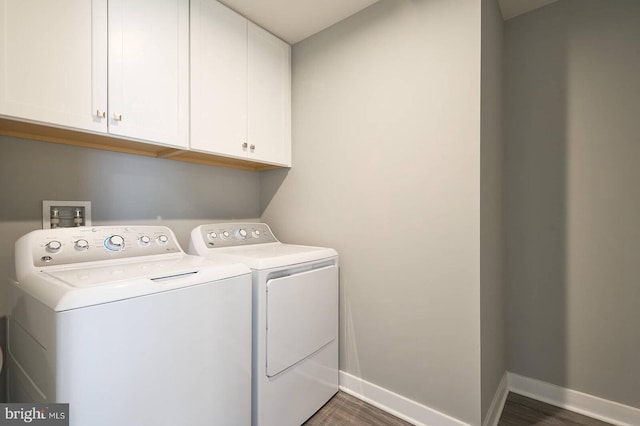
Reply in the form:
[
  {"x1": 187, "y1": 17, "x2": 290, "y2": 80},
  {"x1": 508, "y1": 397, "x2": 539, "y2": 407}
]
[
  {"x1": 198, "y1": 223, "x2": 278, "y2": 248},
  {"x1": 25, "y1": 226, "x2": 182, "y2": 267}
]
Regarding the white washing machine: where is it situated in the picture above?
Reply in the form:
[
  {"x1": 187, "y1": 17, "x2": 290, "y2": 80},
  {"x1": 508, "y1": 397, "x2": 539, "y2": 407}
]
[
  {"x1": 8, "y1": 225, "x2": 252, "y2": 426},
  {"x1": 189, "y1": 222, "x2": 339, "y2": 426}
]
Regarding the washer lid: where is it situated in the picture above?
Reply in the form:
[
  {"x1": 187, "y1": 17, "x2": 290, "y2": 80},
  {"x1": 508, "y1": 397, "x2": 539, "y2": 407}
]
[
  {"x1": 13, "y1": 255, "x2": 251, "y2": 312},
  {"x1": 205, "y1": 243, "x2": 338, "y2": 270},
  {"x1": 43, "y1": 255, "x2": 211, "y2": 287}
]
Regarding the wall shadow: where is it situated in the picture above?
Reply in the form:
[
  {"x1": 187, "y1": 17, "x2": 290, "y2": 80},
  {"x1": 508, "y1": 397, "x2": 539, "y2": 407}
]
[
  {"x1": 0, "y1": 135, "x2": 263, "y2": 223},
  {"x1": 503, "y1": 1, "x2": 568, "y2": 392},
  {"x1": 506, "y1": 1, "x2": 640, "y2": 412},
  {"x1": 259, "y1": 167, "x2": 289, "y2": 215}
]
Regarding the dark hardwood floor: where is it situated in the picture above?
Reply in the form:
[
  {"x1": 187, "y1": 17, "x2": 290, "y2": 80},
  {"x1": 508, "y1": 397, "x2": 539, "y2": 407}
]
[
  {"x1": 498, "y1": 393, "x2": 613, "y2": 426},
  {"x1": 304, "y1": 391, "x2": 614, "y2": 426},
  {"x1": 304, "y1": 391, "x2": 412, "y2": 426}
]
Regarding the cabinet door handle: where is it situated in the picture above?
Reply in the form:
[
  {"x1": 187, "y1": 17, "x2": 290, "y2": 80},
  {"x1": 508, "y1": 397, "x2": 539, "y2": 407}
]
[
  {"x1": 250, "y1": 144, "x2": 255, "y2": 152},
  {"x1": 114, "y1": 113, "x2": 123, "y2": 121},
  {"x1": 96, "y1": 110, "x2": 106, "y2": 119},
  {"x1": 242, "y1": 142, "x2": 248, "y2": 149}
]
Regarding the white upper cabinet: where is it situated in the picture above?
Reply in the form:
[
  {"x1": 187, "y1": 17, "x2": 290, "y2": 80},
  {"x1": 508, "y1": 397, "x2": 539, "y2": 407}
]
[
  {"x1": 191, "y1": 0, "x2": 291, "y2": 166},
  {"x1": 0, "y1": 0, "x2": 188, "y2": 149},
  {"x1": 191, "y1": 0, "x2": 247, "y2": 157},
  {"x1": 1, "y1": 0, "x2": 287, "y2": 166},
  {"x1": 108, "y1": 0, "x2": 189, "y2": 148},
  {"x1": 248, "y1": 23, "x2": 291, "y2": 166},
  {"x1": 0, "y1": 0, "x2": 107, "y2": 133}
]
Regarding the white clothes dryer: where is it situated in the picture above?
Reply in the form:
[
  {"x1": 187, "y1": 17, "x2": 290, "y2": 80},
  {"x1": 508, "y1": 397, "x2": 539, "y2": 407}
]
[
  {"x1": 8, "y1": 226, "x2": 252, "y2": 426},
  {"x1": 189, "y1": 223, "x2": 339, "y2": 426}
]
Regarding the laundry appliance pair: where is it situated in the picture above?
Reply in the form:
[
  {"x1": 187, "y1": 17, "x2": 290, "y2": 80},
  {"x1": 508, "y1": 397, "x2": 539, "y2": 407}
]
[{"x1": 7, "y1": 223, "x2": 338, "y2": 426}]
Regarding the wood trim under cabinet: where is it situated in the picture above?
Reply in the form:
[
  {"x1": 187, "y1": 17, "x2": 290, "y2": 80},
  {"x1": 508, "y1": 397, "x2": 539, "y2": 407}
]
[{"x1": 0, "y1": 117, "x2": 283, "y2": 172}]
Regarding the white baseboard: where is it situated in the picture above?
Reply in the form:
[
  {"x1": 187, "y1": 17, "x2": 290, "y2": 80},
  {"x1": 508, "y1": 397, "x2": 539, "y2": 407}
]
[
  {"x1": 339, "y1": 370, "x2": 640, "y2": 426},
  {"x1": 339, "y1": 370, "x2": 471, "y2": 426},
  {"x1": 482, "y1": 372, "x2": 509, "y2": 426},
  {"x1": 508, "y1": 373, "x2": 640, "y2": 426}
]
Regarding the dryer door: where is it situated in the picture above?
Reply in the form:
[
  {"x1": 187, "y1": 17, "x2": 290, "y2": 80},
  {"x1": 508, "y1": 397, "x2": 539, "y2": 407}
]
[{"x1": 266, "y1": 265, "x2": 338, "y2": 377}]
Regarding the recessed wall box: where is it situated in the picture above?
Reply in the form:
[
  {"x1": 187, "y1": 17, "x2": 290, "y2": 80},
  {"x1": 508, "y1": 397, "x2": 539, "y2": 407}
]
[{"x1": 42, "y1": 201, "x2": 92, "y2": 229}]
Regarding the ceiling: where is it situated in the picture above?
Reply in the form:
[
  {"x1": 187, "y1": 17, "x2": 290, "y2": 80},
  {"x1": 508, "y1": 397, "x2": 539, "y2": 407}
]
[
  {"x1": 219, "y1": 0, "x2": 559, "y2": 45},
  {"x1": 219, "y1": 0, "x2": 379, "y2": 44},
  {"x1": 498, "y1": 0, "x2": 559, "y2": 20}
]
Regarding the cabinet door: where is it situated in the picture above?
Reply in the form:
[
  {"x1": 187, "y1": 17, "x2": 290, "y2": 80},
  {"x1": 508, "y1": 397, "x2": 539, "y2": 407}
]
[
  {"x1": 108, "y1": 0, "x2": 188, "y2": 148},
  {"x1": 191, "y1": 0, "x2": 247, "y2": 158},
  {"x1": 248, "y1": 23, "x2": 291, "y2": 166},
  {"x1": 0, "y1": 0, "x2": 107, "y2": 133}
]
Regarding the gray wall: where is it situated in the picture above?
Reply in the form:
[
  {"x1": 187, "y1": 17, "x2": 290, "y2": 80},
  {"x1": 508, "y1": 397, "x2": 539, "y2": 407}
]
[
  {"x1": 480, "y1": 0, "x2": 505, "y2": 422},
  {"x1": 505, "y1": 0, "x2": 640, "y2": 409},
  {"x1": 261, "y1": 0, "x2": 483, "y2": 423},
  {"x1": 0, "y1": 135, "x2": 261, "y2": 316}
]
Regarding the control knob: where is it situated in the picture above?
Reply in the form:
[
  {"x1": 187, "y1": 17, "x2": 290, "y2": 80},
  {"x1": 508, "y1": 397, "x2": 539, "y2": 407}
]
[
  {"x1": 46, "y1": 240, "x2": 62, "y2": 253},
  {"x1": 139, "y1": 235, "x2": 151, "y2": 246},
  {"x1": 207, "y1": 232, "x2": 218, "y2": 240},
  {"x1": 157, "y1": 235, "x2": 169, "y2": 245},
  {"x1": 105, "y1": 235, "x2": 125, "y2": 251},
  {"x1": 235, "y1": 228, "x2": 248, "y2": 240},
  {"x1": 74, "y1": 239, "x2": 89, "y2": 251},
  {"x1": 252, "y1": 230, "x2": 261, "y2": 239},
  {"x1": 220, "y1": 231, "x2": 230, "y2": 240}
]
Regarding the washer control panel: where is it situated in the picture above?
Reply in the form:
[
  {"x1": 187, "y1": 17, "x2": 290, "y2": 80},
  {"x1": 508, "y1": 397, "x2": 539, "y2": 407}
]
[
  {"x1": 199, "y1": 223, "x2": 278, "y2": 248},
  {"x1": 31, "y1": 226, "x2": 182, "y2": 267}
]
